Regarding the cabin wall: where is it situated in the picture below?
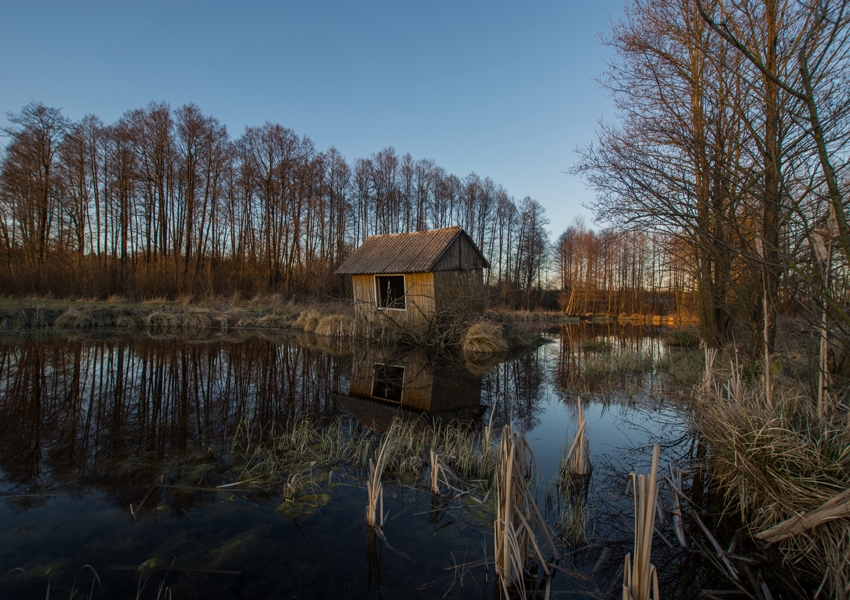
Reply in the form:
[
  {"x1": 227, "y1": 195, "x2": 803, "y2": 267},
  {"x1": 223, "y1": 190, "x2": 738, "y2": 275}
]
[
  {"x1": 351, "y1": 272, "x2": 435, "y2": 325},
  {"x1": 433, "y1": 269, "x2": 485, "y2": 313},
  {"x1": 432, "y1": 235, "x2": 486, "y2": 271}
]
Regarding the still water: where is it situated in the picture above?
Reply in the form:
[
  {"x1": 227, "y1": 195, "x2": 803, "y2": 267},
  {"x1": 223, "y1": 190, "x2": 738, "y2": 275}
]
[{"x1": 0, "y1": 325, "x2": 714, "y2": 598}]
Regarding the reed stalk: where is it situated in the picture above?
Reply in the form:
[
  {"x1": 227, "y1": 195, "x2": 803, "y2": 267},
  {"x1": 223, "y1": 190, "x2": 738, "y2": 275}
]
[
  {"x1": 494, "y1": 424, "x2": 557, "y2": 597},
  {"x1": 561, "y1": 397, "x2": 591, "y2": 478},
  {"x1": 623, "y1": 443, "x2": 660, "y2": 600},
  {"x1": 366, "y1": 435, "x2": 389, "y2": 528}
]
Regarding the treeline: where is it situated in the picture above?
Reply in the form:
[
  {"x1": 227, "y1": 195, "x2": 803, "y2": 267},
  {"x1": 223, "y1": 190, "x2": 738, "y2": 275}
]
[
  {"x1": 1, "y1": 100, "x2": 698, "y2": 314},
  {"x1": 576, "y1": 0, "x2": 850, "y2": 352},
  {"x1": 0, "y1": 101, "x2": 557, "y2": 305},
  {"x1": 554, "y1": 220, "x2": 694, "y2": 316}
]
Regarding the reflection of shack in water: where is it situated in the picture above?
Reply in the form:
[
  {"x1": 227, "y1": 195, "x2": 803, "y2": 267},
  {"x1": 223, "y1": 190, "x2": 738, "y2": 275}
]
[{"x1": 334, "y1": 349, "x2": 484, "y2": 432}]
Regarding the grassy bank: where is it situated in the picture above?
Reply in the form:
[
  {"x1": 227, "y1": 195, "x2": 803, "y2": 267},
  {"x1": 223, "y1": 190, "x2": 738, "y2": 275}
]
[
  {"x1": 692, "y1": 345, "x2": 850, "y2": 598},
  {"x1": 0, "y1": 296, "x2": 548, "y2": 354}
]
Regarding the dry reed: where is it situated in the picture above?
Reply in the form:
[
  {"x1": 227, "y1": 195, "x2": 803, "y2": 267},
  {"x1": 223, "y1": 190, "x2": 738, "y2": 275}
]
[
  {"x1": 623, "y1": 443, "x2": 660, "y2": 600},
  {"x1": 366, "y1": 435, "x2": 389, "y2": 528},
  {"x1": 561, "y1": 397, "x2": 591, "y2": 479},
  {"x1": 494, "y1": 424, "x2": 557, "y2": 597}
]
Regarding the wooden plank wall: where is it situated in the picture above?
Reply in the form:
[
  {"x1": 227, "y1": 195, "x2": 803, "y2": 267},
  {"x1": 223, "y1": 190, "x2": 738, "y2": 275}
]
[
  {"x1": 433, "y1": 269, "x2": 485, "y2": 313},
  {"x1": 432, "y1": 235, "x2": 485, "y2": 271}
]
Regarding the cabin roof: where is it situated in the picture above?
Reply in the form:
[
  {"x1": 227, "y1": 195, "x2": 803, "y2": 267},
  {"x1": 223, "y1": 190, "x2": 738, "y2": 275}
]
[{"x1": 335, "y1": 226, "x2": 489, "y2": 274}]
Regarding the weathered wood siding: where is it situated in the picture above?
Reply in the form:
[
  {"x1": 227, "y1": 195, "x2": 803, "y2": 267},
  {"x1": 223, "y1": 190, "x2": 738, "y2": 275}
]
[
  {"x1": 433, "y1": 269, "x2": 485, "y2": 313},
  {"x1": 432, "y1": 235, "x2": 486, "y2": 271},
  {"x1": 351, "y1": 272, "x2": 435, "y2": 325}
]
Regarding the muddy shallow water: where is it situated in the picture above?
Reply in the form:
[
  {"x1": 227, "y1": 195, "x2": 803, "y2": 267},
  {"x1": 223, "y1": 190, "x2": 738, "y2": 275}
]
[{"x1": 0, "y1": 324, "x2": 720, "y2": 598}]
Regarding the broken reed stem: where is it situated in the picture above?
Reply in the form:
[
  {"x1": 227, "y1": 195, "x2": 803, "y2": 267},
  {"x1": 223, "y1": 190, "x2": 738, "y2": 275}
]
[
  {"x1": 430, "y1": 450, "x2": 440, "y2": 495},
  {"x1": 562, "y1": 397, "x2": 591, "y2": 477},
  {"x1": 623, "y1": 443, "x2": 660, "y2": 600},
  {"x1": 494, "y1": 424, "x2": 556, "y2": 597},
  {"x1": 366, "y1": 435, "x2": 389, "y2": 528}
]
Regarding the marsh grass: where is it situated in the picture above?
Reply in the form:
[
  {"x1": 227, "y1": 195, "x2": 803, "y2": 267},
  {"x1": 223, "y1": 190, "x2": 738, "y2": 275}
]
[
  {"x1": 462, "y1": 322, "x2": 509, "y2": 355},
  {"x1": 694, "y1": 355, "x2": 850, "y2": 598},
  {"x1": 581, "y1": 339, "x2": 612, "y2": 352},
  {"x1": 293, "y1": 310, "x2": 323, "y2": 332},
  {"x1": 314, "y1": 313, "x2": 355, "y2": 337},
  {"x1": 0, "y1": 564, "x2": 102, "y2": 600},
  {"x1": 662, "y1": 329, "x2": 701, "y2": 348},
  {"x1": 228, "y1": 414, "x2": 498, "y2": 505}
]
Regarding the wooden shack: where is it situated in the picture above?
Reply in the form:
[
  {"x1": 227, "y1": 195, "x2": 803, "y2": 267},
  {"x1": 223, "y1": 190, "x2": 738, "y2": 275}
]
[{"x1": 335, "y1": 226, "x2": 489, "y2": 325}]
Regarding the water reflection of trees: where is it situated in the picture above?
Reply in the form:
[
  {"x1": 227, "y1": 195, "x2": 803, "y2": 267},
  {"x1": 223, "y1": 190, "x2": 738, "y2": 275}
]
[
  {"x1": 0, "y1": 335, "x2": 351, "y2": 501},
  {"x1": 481, "y1": 346, "x2": 546, "y2": 433},
  {"x1": 554, "y1": 322, "x2": 667, "y2": 399}
]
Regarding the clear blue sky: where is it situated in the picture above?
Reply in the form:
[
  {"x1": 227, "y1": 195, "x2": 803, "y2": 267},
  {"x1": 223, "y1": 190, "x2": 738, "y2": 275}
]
[{"x1": 0, "y1": 1, "x2": 625, "y2": 238}]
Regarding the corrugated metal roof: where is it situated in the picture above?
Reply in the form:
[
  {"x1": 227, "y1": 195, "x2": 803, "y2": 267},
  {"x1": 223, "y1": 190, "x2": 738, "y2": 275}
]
[{"x1": 336, "y1": 226, "x2": 485, "y2": 274}]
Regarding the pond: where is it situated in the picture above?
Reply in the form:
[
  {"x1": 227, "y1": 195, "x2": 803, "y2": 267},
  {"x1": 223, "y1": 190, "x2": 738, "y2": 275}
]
[{"x1": 0, "y1": 324, "x2": 720, "y2": 598}]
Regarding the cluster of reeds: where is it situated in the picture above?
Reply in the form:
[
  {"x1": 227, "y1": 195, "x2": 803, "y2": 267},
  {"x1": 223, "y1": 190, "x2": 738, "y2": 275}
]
[
  {"x1": 623, "y1": 444, "x2": 660, "y2": 600},
  {"x1": 229, "y1": 414, "x2": 499, "y2": 501},
  {"x1": 556, "y1": 398, "x2": 592, "y2": 546},
  {"x1": 494, "y1": 424, "x2": 557, "y2": 597},
  {"x1": 693, "y1": 350, "x2": 850, "y2": 597}
]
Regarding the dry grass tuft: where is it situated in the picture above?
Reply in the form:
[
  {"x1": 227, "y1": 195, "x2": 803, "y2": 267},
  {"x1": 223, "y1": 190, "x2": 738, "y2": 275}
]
[
  {"x1": 144, "y1": 310, "x2": 181, "y2": 332},
  {"x1": 294, "y1": 310, "x2": 323, "y2": 333},
  {"x1": 462, "y1": 322, "x2": 509, "y2": 355},
  {"x1": 115, "y1": 315, "x2": 139, "y2": 329},
  {"x1": 181, "y1": 308, "x2": 215, "y2": 330},
  {"x1": 256, "y1": 313, "x2": 291, "y2": 329},
  {"x1": 314, "y1": 314, "x2": 353, "y2": 337},
  {"x1": 215, "y1": 308, "x2": 251, "y2": 328},
  {"x1": 54, "y1": 306, "x2": 99, "y2": 329}
]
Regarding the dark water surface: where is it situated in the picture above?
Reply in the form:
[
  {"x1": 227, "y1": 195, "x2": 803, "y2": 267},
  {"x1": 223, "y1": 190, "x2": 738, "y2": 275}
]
[{"x1": 0, "y1": 325, "x2": 716, "y2": 599}]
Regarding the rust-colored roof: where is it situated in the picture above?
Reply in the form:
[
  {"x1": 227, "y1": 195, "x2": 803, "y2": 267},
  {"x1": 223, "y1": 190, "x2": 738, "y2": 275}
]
[{"x1": 335, "y1": 226, "x2": 487, "y2": 274}]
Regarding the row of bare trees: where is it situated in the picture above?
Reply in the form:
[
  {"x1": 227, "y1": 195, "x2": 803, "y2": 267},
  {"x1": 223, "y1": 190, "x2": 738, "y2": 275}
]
[
  {"x1": 0, "y1": 101, "x2": 559, "y2": 304},
  {"x1": 555, "y1": 220, "x2": 693, "y2": 316},
  {"x1": 576, "y1": 0, "x2": 850, "y2": 360}
]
